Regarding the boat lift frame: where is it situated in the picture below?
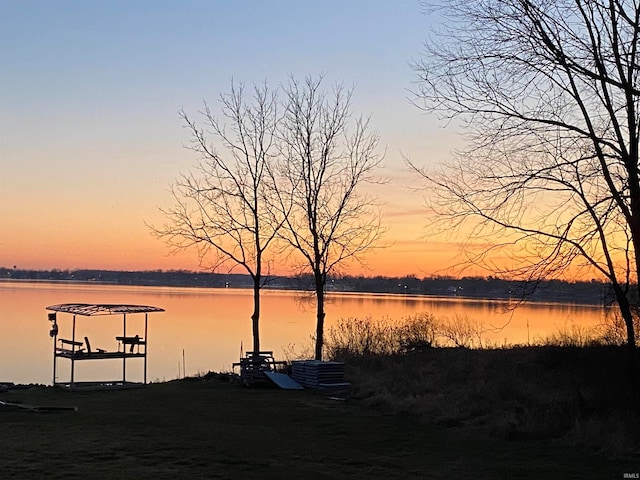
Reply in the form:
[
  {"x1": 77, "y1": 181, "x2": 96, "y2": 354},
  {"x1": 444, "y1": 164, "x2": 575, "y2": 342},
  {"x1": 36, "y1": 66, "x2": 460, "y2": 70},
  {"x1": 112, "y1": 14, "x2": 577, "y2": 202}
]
[{"x1": 46, "y1": 303, "x2": 165, "y2": 389}]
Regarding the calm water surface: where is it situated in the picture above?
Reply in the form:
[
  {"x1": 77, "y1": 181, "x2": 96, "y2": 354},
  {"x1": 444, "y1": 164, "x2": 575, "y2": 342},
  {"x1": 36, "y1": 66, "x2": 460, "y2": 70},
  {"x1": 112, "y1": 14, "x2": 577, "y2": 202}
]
[{"x1": 0, "y1": 281, "x2": 607, "y2": 385}]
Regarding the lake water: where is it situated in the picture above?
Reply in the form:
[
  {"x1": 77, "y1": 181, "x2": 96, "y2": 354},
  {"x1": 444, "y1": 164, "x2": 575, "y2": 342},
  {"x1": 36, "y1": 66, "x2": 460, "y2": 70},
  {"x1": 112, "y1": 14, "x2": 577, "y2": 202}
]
[{"x1": 0, "y1": 281, "x2": 608, "y2": 385}]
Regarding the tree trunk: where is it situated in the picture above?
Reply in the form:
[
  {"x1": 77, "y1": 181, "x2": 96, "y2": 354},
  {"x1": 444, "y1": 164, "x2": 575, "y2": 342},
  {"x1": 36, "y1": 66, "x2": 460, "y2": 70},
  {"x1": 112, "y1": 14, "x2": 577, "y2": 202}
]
[
  {"x1": 611, "y1": 282, "x2": 640, "y2": 395},
  {"x1": 613, "y1": 283, "x2": 637, "y2": 351},
  {"x1": 628, "y1": 176, "x2": 640, "y2": 350},
  {"x1": 314, "y1": 275, "x2": 325, "y2": 361},
  {"x1": 251, "y1": 279, "x2": 260, "y2": 355}
]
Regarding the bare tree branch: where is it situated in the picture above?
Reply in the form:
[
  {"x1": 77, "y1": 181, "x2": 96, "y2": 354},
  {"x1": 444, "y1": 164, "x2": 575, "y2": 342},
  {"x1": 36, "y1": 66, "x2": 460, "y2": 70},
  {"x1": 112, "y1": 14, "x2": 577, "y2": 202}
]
[
  {"x1": 276, "y1": 75, "x2": 387, "y2": 359},
  {"x1": 412, "y1": 0, "x2": 640, "y2": 349},
  {"x1": 150, "y1": 80, "x2": 283, "y2": 354}
]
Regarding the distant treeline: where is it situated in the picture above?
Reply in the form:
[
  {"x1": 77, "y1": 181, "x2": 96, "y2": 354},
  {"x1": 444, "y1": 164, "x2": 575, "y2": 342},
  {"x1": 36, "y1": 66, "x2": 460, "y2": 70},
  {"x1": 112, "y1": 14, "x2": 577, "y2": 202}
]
[{"x1": 0, "y1": 267, "x2": 613, "y2": 305}]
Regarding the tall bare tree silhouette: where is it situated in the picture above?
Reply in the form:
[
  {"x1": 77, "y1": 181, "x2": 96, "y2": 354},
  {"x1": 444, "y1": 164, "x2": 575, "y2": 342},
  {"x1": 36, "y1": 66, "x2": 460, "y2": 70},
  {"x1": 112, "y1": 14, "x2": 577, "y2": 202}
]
[
  {"x1": 152, "y1": 81, "x2": 283, "y2": 355},
  {"x1": 411, "y1": 0, "x2": 640, "y2": 352},
  {"x1": 277, "y1": 75, "x2": 386, "y2": 360}
]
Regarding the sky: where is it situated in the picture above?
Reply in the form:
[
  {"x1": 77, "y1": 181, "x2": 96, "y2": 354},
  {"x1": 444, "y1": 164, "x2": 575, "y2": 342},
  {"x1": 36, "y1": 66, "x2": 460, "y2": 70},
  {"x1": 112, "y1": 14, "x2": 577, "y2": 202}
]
[{"x1": 0, "y1": 0, "x2": 464, "y2": 278}]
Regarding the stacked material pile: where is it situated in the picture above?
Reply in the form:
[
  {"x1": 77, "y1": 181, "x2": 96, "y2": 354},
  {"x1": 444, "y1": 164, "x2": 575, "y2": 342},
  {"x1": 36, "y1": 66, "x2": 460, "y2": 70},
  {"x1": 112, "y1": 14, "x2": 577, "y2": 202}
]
[{"x1": 291, "y1": 360, "x2": 350, "y2": 389}]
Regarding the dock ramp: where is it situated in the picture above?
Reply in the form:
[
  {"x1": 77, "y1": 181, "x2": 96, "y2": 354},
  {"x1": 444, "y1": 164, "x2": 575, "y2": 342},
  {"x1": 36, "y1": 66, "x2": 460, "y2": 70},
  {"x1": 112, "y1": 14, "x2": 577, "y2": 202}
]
[{"x1": 263, "y1": 372, "x2": 304, "y2": 390}]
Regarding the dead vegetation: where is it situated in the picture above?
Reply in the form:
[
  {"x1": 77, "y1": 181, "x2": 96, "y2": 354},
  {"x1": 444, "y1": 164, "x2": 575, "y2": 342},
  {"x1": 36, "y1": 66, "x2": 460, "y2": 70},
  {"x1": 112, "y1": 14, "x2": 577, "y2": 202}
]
[{"x1": 327, "y1": 315, "x2": 640, "y2": 456}]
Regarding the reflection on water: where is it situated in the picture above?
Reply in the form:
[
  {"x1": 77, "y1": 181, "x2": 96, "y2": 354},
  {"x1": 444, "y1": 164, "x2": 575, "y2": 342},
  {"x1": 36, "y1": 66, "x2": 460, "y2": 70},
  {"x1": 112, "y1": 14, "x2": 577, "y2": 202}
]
[{"x1": 0, "y1": 281, "x2": 607, "y2": 385}]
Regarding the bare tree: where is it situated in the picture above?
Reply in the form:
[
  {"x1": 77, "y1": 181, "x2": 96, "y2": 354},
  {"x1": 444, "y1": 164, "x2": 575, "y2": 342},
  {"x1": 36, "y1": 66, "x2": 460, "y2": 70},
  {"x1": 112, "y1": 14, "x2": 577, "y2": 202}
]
[
  {"x1": 277, "y1": 75, "x2": 385, "y2": 360},
  {"x1": 410, "y1": 0, "x2": 640, "y2": 351},
  {"x1": 152, "y1": 81, "x2": 282, "y2": 355}
]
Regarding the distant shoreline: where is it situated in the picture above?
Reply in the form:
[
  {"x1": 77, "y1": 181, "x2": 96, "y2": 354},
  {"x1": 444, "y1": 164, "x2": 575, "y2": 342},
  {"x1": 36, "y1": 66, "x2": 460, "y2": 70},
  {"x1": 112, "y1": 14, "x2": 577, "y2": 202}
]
[{"x1": 0, "y1": 268, "x2": 612, "y2": 306}]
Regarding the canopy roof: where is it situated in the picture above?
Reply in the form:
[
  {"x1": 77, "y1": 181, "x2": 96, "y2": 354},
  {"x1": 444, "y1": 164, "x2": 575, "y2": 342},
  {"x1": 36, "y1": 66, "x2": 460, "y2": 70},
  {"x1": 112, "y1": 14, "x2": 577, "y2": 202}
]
[{"x1": 46, "y1": 303, "x2": 165, "y2": 316}]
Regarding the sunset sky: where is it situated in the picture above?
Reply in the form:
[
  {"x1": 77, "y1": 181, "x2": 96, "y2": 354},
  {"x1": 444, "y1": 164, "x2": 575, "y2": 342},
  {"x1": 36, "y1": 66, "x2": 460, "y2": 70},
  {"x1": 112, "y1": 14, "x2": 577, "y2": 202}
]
[{"x1": 0, "y1": 0, "x2": 465, "y2": 278}]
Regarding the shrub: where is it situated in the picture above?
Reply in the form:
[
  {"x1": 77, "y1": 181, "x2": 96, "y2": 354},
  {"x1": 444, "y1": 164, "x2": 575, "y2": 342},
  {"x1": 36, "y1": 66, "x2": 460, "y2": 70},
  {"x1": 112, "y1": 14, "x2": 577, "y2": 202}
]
[
  {"x1": 325, "y1": 314, "x2": 640, "y2": 455},
  {"x1": 326, "y1": 313, "x2": 440, "y2": 359},
  {"x1": 437, "y1": 314, "x2": 486, "y2": 348},
  {"x1": 396, "y1": 312, "x2": 438, "y2": 352},
  {"x1": 326, "y1": 316, "x2": 398, "y2": 358},
  {"x1": 596, "y1": 309, "x2": 640, "y2": 346},
  {"x1": 542, "y1": 323, "x2": 601, "y2": 347},
  {"x1": 326, "y1": 312, "x2": 488, "y2": 358}
]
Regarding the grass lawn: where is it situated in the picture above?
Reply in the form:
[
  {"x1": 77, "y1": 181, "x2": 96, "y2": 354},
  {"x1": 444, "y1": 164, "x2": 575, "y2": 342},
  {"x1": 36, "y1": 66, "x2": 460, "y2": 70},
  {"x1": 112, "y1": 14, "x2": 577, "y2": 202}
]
[{"x1": 0, "y1": 377, "x2": 633, "y2": 479}]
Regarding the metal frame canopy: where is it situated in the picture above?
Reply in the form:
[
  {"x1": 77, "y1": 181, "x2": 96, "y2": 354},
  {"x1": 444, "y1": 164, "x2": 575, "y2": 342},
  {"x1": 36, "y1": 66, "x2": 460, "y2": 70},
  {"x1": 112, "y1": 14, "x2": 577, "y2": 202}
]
[
  {"x1": 47, "y1": 303, "x2": 165, "y2": 316},
  {"x1": 46, "y1": 303, "x2": 165, "y2": 389}
]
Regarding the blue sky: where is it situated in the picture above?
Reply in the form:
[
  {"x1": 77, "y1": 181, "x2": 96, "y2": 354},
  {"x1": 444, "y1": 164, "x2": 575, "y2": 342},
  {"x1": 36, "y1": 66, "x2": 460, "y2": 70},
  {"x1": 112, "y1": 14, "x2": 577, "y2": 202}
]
[{"x1": 0, "y1": 0, "x2": 460, "y2": 275}]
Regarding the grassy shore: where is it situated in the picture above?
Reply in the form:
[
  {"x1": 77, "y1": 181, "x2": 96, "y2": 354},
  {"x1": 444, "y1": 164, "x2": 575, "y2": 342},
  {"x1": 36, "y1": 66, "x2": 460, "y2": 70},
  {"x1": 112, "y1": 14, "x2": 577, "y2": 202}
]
[
  {"x1": 326, "y1": 314, "x2": 640, "y2": 458},
  {"x1": 342, "y1": 346, "x2": 640, "y2": 454},
  {"x1": 0, "y1": 365, "x2": 635, "y2": 480}
]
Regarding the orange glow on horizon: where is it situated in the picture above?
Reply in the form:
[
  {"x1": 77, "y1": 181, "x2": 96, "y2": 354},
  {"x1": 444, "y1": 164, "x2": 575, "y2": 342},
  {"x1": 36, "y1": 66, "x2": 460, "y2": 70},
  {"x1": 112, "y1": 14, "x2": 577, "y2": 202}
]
[
  {"x1": 0, "y1": 184, "x2": 615, "y2": 282},
  {"x1": 1, "y1": 218, "x2": 609, "y2": 281}
]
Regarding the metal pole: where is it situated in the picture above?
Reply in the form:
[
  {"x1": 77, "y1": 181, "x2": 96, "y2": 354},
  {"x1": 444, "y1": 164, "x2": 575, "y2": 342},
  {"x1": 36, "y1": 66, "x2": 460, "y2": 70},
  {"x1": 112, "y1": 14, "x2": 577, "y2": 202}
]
[
  {"x1": 122, "y1": 313, "x2": 127, "y2": 384},
  {"x1": 144, "y1": 313, "x2": 148, "y2": 385},
  {"x1": 71, "y1": 315, "x2": 76, "y2": 388},
  {"x1": 52, "y1": 324, "x2": 57, "y2": 386}
]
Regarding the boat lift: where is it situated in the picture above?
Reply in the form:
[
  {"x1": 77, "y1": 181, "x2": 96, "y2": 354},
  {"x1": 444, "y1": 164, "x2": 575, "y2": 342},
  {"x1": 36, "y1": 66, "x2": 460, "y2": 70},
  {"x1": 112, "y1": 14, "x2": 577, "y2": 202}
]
[{"x1": 46, "y1": 303, "x2": 164, "y2": 389}]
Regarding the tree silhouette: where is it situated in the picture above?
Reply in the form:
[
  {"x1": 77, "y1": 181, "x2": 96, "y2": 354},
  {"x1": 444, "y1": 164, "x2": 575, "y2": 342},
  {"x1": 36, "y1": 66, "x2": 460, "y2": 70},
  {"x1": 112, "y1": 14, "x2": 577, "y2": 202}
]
[
  {"x1": 411, "y1": 0, "x2": 640, "y2": 351},
  {"x1": 152, "y1": 81, "x2": 283, "y2": 355},
  {"x1": 277, "y1": 75, "x2": 385, "y2": 360}
]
